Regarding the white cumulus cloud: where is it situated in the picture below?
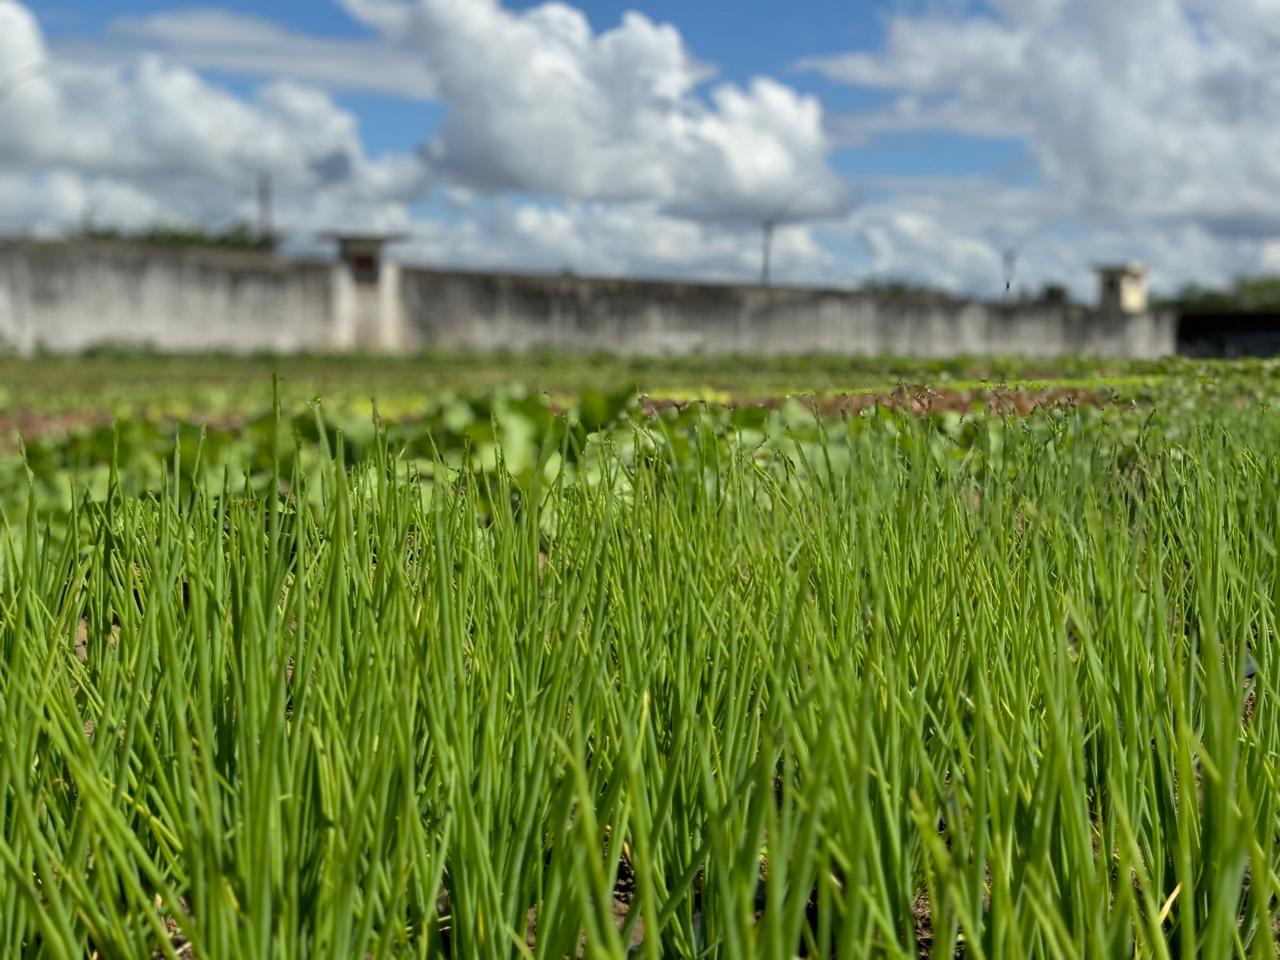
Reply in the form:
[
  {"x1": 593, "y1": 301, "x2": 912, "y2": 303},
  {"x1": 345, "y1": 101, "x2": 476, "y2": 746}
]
[
  {"x1": 802, "y1": 0, "x2": 1280, "y2": 235},
  {"x1": 341, "y1": 0, "x2": 851, "y2": 223},
  {"x1": 65, "y1": 8, "x2": 439, "y2": 101},
  {"x1": 393, "y1": 199, "x2": 833, "y2": 282},
  {"x1": 0, "y1": 0, "x2": 425, "y2": 234}
]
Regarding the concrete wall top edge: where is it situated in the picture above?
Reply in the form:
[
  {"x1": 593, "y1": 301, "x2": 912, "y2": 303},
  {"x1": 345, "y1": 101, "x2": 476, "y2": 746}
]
[
  {"x1": 0, "y1": 237, "x2": 330, "y2": 274},
  {"x1": 397, "y1": 263, "x2": 991, "y2": 308}
]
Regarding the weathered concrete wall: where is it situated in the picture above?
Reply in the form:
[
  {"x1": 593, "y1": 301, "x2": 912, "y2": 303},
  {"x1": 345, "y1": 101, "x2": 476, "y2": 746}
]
[
  {"x1": 399, "y1": 268, "x2": 1177, "y2": 359},
  {"x1": 0, "y1": 240, "x2": 334, "y2": 355},
  {"x1": 0, "y1": 239, "x2": 1178, "y2": 358}
]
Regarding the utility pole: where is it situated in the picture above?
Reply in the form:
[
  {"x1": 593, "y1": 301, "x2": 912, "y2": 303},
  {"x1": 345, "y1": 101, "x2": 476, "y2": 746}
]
[
  {"x1": 1002, "y1": 248, "x2": 1017, "y2": 300},
  {"x1": 257, "y1": 172, "x2": 273, "y2": 242},
  {"x1": 759, "y1": 180, "x2": 825, "y2": 287},
  {"x1": 760, "y1": 220, "x2": 774, "y2": 286}
]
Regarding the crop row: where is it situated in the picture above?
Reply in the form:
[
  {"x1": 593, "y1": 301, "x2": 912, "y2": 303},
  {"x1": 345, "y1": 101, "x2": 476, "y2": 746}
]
[{"x1": 1, "y1": 395, "x2": 1277, "y2": 957}]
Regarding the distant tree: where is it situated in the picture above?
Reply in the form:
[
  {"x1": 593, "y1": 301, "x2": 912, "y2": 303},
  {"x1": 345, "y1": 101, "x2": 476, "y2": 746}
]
[
  {"x1": 1233, "y1": 277, "x2": 1280, "y2": 311},
  {"x1": 862, "y1": 277, "x2": 947, "y2": 298},
  {"x1": 1037, "y1": 282, "x2": 1071, "y2": 305},
  {"x1": 78, "y1": 221, "x2": 275, "y2": 252},
  {"x1": 1158, "y1": 276, "x2": 1280, "y2": 314}
]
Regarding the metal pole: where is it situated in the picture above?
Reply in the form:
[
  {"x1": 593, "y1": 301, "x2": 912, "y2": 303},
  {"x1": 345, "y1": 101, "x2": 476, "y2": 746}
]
[
  {"x1": 761, "y1": 221, "x2": 774, "y2": 286},
  {"x1": 257, "y1": 172, "x2": 273, "y2": 241}
]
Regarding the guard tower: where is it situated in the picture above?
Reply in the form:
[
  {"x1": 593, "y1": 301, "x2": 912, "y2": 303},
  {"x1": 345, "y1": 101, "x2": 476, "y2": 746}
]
[
  {"x1": 320, "y1": 231, "x2": 407, "y2": 351},
  {"x1": 1096, "y1": 263, "x2": 1149, "y2": 315}
]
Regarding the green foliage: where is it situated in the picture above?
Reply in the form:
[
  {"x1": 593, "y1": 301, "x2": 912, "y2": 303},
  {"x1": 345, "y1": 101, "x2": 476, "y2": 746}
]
[
  {"x1": 860, "y1": 278, "x2": 951, "y2": 299},
  {"x1": 78, "y1": 221, "x2": 275, "y2": 252},
  {"x1": 1159, "y1": 275, "x2": 1280, "y2": 314},
  {"x1": 1037, "y1": 282, "x2": 1072, "y2": 306},
  {"x1": 1, "y1": 367, "x2": 1279, "y2": 956}
]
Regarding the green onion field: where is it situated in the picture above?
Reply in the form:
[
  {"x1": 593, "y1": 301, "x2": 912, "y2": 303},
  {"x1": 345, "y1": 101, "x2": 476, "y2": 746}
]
[{"x1": 2, "y1": 354, "x2": 1279, "y2": 958}]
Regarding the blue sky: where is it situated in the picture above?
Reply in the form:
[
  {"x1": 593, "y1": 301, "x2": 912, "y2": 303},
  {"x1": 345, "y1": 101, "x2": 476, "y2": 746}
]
[
  {"x1": 41, "y1": 0, "x2": 884, "y2": 75},
  {"x1": 38, "y1": 0, "x2": 1023, "y2": 179},
  {"x1": 3, "y1": 0, "x2": 1279, "y2": 296}
]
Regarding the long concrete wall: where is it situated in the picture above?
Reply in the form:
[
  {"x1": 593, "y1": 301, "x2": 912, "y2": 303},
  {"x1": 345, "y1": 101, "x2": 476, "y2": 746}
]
[
  {"x1": 399, "y1": 268, "x2": 1176, "y2": 359},
  {"x1": 0, "y1": 239, "x2": 1178, "y2": 358},
  {"x1": 0, "y1": 240, "x2": 335, "y2": 355}
]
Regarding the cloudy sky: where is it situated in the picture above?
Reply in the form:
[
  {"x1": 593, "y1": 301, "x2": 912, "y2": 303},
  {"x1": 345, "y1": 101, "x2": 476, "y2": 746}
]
[{"x1": 1, "y1": 0, "x2": 1278, "y2": 297}]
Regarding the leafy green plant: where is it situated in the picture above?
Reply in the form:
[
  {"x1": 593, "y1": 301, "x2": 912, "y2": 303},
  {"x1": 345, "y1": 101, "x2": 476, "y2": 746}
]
[{"x1": 0, "y1": 381, "x2": 1278, "y2": 958}]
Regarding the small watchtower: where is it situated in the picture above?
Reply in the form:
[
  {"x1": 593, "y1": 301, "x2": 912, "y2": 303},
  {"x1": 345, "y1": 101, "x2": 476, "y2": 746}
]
[
  {"x1": 320, "y1": 231, "x2": 408, "y2": 351},
  {"x1": 322, "y1": 232, "x2": 406, "y2": 285},
  {"x1": 1095, "y1": 263, "x2": 1149, "y2": 315}
]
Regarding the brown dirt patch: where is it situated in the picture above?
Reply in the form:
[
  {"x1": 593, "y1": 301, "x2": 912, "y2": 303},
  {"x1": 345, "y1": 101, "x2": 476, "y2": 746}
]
[{"x1": 641, "y1": 384, "x2": 1109, "y2": 419}]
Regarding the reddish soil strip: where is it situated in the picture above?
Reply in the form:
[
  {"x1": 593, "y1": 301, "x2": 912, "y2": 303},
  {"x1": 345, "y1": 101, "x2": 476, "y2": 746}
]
[
  {"x1": 0, "y1": 411, "x2": 249, "y2": 450},
  {"x1": 0, "y1": 385, "x2": 1108, "y2": 451},
  {"x1": 641, "y1": 384, "x2": 1111, "y2": 418}
]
